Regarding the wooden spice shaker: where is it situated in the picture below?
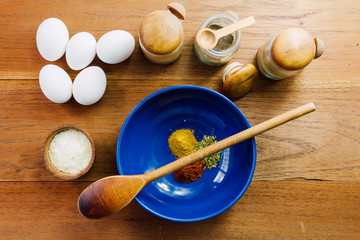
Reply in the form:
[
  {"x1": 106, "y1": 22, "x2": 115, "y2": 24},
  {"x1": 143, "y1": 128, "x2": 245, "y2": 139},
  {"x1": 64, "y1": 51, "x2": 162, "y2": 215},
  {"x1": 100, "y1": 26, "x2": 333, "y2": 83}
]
[
  {"x1": 139, "y1": 2, "x2": 186, "y2": 64},
  {"x1": 222, "y1": 62, "x2": 258, "y2": 98},
  {"x1": 256, "y1": 28, "x2": 324, "y2": 80}
]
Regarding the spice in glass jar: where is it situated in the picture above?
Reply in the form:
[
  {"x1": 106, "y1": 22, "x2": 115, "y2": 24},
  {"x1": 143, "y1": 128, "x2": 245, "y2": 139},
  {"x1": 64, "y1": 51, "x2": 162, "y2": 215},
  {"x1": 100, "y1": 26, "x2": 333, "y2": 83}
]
[
  {"x1": 194, "y1": 11, "x2": 241, "y2": 66},
  {"x1": 208, "y1": 24, "x2": 235, "y2": 51}
]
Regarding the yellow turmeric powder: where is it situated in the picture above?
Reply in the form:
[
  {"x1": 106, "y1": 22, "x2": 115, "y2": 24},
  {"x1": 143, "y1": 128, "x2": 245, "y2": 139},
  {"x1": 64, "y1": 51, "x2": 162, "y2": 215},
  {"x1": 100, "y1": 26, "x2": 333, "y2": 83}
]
[{"x1": 168, "y1": 129, "x2": 197, "y2": 158}]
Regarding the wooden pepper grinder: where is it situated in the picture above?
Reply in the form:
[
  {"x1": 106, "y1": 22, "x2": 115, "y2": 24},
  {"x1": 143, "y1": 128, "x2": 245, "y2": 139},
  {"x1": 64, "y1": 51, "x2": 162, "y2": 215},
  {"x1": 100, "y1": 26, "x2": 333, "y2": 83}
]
[{"x1": 256, "y1": 28, "x2": 324, "y2": 80}]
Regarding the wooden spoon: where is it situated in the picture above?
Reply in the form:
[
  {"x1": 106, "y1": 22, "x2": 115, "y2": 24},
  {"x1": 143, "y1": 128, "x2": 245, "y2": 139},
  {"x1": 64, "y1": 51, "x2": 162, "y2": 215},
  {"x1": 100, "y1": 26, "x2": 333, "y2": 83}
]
[
  {"x1": 78, "y1": 102, "x2": 316, "y2": 219},
  {"x1": 196, "y1": 16, "x2": 255, "y2": 50}
]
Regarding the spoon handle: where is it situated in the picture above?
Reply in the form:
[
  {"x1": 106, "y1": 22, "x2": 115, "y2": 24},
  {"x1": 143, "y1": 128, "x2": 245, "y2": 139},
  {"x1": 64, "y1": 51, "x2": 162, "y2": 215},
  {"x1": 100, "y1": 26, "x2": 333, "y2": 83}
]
[
  {"x1": 145, "y1": 102, "x2": 316, "y2": 182},
  {"x1": 215, "y1": 16, "x2": 255, "y2": 39}
]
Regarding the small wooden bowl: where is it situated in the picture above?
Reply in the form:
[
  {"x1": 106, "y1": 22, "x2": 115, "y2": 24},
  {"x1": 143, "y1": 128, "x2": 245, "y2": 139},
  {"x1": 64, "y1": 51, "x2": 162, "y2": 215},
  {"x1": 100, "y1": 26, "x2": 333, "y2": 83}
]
[{"x1": 42, "y1": 125, "x2": 95, "y2": 180}]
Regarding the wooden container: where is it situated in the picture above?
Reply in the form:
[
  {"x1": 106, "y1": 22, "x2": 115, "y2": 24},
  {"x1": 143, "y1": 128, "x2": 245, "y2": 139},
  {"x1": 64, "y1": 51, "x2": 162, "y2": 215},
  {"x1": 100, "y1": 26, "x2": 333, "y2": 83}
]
[
  {"x1": 42, "y1": 125, "x2": 95, "y2": 180},
  {"x1": 222, "y1": 62, "x2": 258, "y2": 98},
  {"x1": 139, "y1": 2, "x2": 186, "y2": 64},
  {"x1": 256, "y1": 28, "x2": 324, "y2": 80}
]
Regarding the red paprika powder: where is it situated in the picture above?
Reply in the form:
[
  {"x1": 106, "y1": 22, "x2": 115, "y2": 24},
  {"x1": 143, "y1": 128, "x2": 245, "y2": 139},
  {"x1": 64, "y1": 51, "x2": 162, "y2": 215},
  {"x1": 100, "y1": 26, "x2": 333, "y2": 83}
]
[{"x1": 174, "y1": 160, "x2": 205, "y2": 183}]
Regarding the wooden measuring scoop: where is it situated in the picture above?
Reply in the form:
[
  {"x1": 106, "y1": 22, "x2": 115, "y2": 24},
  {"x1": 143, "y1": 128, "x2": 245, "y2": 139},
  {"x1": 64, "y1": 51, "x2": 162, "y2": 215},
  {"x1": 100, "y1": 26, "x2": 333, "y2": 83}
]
[{"x1": 196, "y1": 16, "x2": 255, "y2": 50}]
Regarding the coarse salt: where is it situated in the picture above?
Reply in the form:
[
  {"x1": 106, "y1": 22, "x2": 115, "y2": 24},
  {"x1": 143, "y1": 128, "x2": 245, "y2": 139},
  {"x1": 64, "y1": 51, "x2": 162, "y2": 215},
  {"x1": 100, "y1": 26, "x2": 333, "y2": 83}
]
[{"x1": 48, "y1": 129, "x2": 92, "y2": 175}]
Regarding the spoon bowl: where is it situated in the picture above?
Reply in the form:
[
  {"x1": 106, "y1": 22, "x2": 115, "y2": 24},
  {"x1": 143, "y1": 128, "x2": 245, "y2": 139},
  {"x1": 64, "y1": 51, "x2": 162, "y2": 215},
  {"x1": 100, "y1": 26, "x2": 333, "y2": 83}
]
[
  {"x1": 196, "y1": 29, "x2": 219, "y2": 50},
  {"x1": 78, "y1": 175, "x2": 147, "y2": 218}
]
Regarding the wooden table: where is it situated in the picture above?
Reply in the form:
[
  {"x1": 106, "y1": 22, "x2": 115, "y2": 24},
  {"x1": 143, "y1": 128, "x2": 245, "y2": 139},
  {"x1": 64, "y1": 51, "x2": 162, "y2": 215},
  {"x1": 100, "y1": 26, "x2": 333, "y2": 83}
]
[{"x1": 1, "y1": 0, "x2": 359, "y2": 239}]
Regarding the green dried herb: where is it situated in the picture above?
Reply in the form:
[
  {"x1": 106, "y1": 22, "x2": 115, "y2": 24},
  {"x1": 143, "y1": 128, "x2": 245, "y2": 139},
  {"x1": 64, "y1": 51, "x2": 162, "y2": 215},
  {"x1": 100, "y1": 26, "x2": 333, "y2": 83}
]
[{"x1": 194, "y1": 135, "x2": 222, "y2": 169}]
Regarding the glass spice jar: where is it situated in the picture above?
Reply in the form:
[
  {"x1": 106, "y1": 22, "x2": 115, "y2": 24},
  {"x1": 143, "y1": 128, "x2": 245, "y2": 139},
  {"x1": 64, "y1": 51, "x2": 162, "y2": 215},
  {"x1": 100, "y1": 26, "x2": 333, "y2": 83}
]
[
  {"x1": 194, "y1": 11, "x2": 242, "y2": 66},
  {"x1": 139, "y1": 2, "x2": 186, "y2": 65},
  {"x1": 256, "y1": 28, "x2": 325, "y2": 80}
]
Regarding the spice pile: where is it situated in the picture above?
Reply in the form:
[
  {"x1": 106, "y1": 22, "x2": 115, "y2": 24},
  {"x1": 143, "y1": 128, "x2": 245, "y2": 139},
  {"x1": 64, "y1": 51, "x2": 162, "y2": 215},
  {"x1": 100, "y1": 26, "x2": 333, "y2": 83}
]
[
  {"x1": 168, "y1": 128, "x2": 222, "y2": 183},
  {"x1": 208, "y1": 24, "x2": 234, "y2": 51}
]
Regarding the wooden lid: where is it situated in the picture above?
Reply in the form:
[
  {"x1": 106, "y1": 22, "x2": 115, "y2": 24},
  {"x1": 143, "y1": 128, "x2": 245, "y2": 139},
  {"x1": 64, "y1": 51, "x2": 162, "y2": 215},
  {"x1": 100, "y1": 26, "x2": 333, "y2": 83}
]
[
  {"x1": 271, "y1": 28, "x2": 316, "y2": 70},
  {"x1": 139, "y1": 4, "x2": 185, "y2": 55},
  {"x1": 167, "y1": 2, "x2": 186, "y2": 20}
]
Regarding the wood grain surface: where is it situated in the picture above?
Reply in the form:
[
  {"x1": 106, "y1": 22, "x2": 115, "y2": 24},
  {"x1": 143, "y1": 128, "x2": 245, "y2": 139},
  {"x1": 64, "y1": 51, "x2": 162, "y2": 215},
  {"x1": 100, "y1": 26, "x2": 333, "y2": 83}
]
[{"x1": 0, "y1": 0, "x2": 359, "y2": 239}]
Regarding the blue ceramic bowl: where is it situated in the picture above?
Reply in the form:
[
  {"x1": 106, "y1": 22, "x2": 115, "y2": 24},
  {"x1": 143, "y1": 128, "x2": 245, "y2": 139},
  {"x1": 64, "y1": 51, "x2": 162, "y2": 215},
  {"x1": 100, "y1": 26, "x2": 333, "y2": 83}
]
[{"x1": 117, "y1": 85, "x2": 256, "y2": 222}]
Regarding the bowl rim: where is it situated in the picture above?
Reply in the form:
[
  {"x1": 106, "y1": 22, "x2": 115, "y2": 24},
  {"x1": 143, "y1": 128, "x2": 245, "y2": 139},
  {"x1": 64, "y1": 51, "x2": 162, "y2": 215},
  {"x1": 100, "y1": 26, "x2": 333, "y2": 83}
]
[
  {"x1": 42, "y1": 125, "x2": 96, "y2": 180},
  {"x1": 117, "y1": 85, "x2": 256, "y2": 222}
]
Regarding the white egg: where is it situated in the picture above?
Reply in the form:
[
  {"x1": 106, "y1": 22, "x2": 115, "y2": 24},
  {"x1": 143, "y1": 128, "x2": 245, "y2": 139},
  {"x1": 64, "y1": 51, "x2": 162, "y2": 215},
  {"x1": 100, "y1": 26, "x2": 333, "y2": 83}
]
[
  {"x1": 66, "y1": 32, "x2": 97, "y2": 70},
  {"x1": 96, "y1": 30, "x2": 135, "y2": 64},
  {"x1": 73, "y1": 66, "x2": 106, "y2": 105},
  {"x1": 36, "y1": 18, "x2": 69, "y2": 61},
  {"x1": 39, "y1": 64, "x2": 72, "y2": 104}
]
